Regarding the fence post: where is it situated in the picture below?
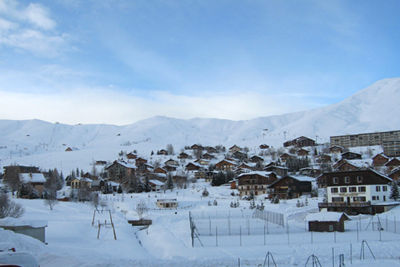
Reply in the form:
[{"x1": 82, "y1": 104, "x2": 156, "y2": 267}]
[{"x1": 216, "y1": 226, "x2": 218, "y2": 247}]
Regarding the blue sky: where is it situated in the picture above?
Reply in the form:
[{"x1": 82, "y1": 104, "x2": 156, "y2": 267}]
[{"x1": 0, "y1": 0, "x2": 399, "y2": 124}]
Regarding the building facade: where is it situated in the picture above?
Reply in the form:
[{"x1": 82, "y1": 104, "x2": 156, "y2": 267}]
[{"x1": 330, "y1": 130, "x2": 400, "y2": 151}]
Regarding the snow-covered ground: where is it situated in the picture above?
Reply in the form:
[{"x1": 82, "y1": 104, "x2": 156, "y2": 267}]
[{"x1": 3, "y1": 180, "x2": 400, "y2": 267}]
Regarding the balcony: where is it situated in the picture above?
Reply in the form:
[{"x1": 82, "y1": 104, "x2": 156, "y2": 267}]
[{"x1": 318, "y1": 201, "x2": 371, "y2": 208}]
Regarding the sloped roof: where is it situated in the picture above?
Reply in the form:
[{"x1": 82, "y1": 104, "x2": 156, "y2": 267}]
[
  {"x1": 305, "y1": 212, "x2": 350, "y2": 222},
  {"x1": 19, "y1": 173, "x2": 46, "y2": 183}
]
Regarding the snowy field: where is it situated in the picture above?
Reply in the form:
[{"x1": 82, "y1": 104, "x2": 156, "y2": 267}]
[{"x1": 2, "y1": 181, "x2": 400, "y2": 267}]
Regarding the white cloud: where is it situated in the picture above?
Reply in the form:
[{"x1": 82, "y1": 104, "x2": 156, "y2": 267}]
[{"x1": 0, "y1": 0, "x2": 65, "y2": 56}]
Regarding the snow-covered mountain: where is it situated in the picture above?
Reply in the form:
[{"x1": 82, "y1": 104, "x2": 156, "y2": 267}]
[{"x1": 0, "y1": 78, "x2": 399, "y2": 171}]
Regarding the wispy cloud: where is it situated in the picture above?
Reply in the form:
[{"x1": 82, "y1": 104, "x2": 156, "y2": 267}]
[{"x1": 0, "y1": 0, "x2": 66, "y2": 56}]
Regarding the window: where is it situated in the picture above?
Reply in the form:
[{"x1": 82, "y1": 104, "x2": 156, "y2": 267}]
[
  {"x1": 383, "y1": 186, "x2": 388, "y2": 192},
  {"x1": 328, "y1": 225, "x2": 334, "y2": 232},
  {"x1": 345, "y1": 176, "x2": 350, "y2": 184},
  {"x1": 372, "y1": 196, "x2": 377, "y2": 200},
  {"x1": 349, "y1": 187, "x2": 357, "y2": 192},
  {"x1": 332, "y1": 197, "x2": 344, "y2": 202},
  {"x1": 333, "y1": 177, "x2": 339, "y2": 184},
  {"x1": 340, "y1": 187, "x2": 347, "y2": 193},
  {"x1": 354, "y1": 196, "x2": 366, "y2": 202},
  {"x1": 376, "y1": 186, "x2": 381, "y2": 192},
  {"x1": 331, "y1": 187, "x2": 338, "y2": 193},
  {"x1": 358, "y1": 186, "x2": 366, "y2": 192},
  {"x1": 357, "y1": 176, "x2": 363, "y2": 183}
]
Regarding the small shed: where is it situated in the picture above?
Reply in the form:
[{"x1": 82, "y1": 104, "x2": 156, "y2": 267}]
[
  {"x1": 156, "y1": 199, "x2": 178, "y2": 209},
  {"x1": 0, "y1": 218, "x2": 47, "y2": 243},
  {"x1": 306, "y1": 212, "x2": 350, "y2": 232}
]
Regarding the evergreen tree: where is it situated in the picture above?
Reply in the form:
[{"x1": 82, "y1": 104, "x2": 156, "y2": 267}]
[{"x1": 390, "y1": 181, "x2": 399, "y2": 201}]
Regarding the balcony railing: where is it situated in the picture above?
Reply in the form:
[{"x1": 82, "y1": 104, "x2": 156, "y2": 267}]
[{"x1": 318, "y1": 201, "x2": 371, "y2": 208}]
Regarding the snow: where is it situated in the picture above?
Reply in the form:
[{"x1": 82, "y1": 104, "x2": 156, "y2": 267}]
[
  {"x1": 305, "y1": 211, "x2": 348, "y2": 222},
  {"x1": 19, "y1": 173, "x2": 46, "y2": 183},
  {"x1": 290, "y1": 175, "x2": 315, "y2": 182},
  {"x1": 0, "y1": 218, "x2": 47, "y2": 228},
  {"x1": 149, "y1": 179, "x2": 164, "y2": 186}
]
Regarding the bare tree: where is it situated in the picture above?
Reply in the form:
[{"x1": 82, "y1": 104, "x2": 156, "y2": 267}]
[
  {"x1": 166, "y1": 144, "x2": 174, "y2": 155},
  {"x1": 0, "y1": 193, "x2": 24, "y2": 218},
  {"x1": 136, "y1": 200, "x2": 148, "y2": 219}
]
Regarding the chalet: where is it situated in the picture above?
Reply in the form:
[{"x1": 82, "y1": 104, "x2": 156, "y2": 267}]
[
  {"x1": 297, "y1": 149, "x2": 309, "y2": 157},
  {"x1": 229, "y1": 145, "x2": 242, "y2": 153},
  {"x1": 202, "y1": 153, "x2": 215, "y2": 160},
  {"x1": 90, "y1": 179, "x2": 106, "y2": 191},
  {"x1": 329, "y1": 146, "x2": 344, "y2": 154},
  {"x1": 385, "y1": 158, "x2": 400, "y2": 172},
  {"x1": 105, "y1": 160, "x2": 136, "y2": 182},
  {"x1": 164, "y1": 159, "x2": 179, "y2": 166},
  {"x1": 279, "y1": 153, "x2": 294, "y2": 162},
  {"x1": 19, "y1": 173, "x2": 46, "y2": 197},
  {"x1": 259, "y1": 144, "x2": 270, "y2": 149},
  {"x1": 264, "y1": 165, "x2": 288, "y2": 177},
  {"x1": 135, "y1": 157, "x2": 148, "y2": 166},
  {"x1": 194, "y1": 159, "x2": 210, "y2": 166},
  {"x1": 164, "y1": 165, "x2": 177, "y2": 172},
  {"x1": 306, "y1": 212, "x2": 350, "y2": 232},
  {"x1": 232, "y1": 151, "x2": 247, "y2": 161},
  {"x1": 156, "y1": 199, "x2": 178, "y2": 209},
  {"x1": 148, "y1": 180, "x2": 164, "y2": 192},
  {"x1": 268, "y1": 175, "x2": 314, "y2": 199},
  {"x1": 317, "y1": 154, "x2": 332, "y2": 163},
  {"x1": 236, "y1": 163, "x2": 256, "y2": 173},
  {"x1": 95, "y1": 160, "x2": 107, "y2": 165},
  {"x1": 250, "y1": 155, "x2": 264, "y2": 163},
  {"x1": 154, "y1": 167, "x2": 167, "y2": 174},
  {"x1": 205, "y1": 146, "x2": 217, "y2": 154},
  {"x1": 334, "y1": 161, "x2": 359, "y2": 172},
  {"x1": 157, "y1": 149, "x2": 168, "y2": 155},
  {"x1": 178, "y1": 152, "x2": 190, "y2": 159},
  {"x1": 341, "y1": 152, "x2": 362, "y2": 160},
  {"x1": 215, "y1": 159, "x2": 237, "y2": 171},
  {"x1": 389, "y1": 167, "x2": 400, "y2": 181},
  {"x1": 372, "y1": 153, "x2": 389, "y2": 167},
  {"x1": 71, "y1": 177, "x2": 92, "y2": 189},
  {"x1": 284, "y1": 136, "x2": 316, "y2": 148},
  {"x1": 185, "y1": 162, "x2": 201, "y2": 171},
  {"x1": 194, "y1": 171, "x2": 207, "y2": 179},
  {"x1": 190, "y1": 144, "x2": 203, "y2": 150},
  {"x1": 65, "y1": 147, "x2": 73, "y2": 152},
  {"x1": 318, "y1": 169, "x2": 393, "y2": 214},
  {"x1": 237, "y1": 171, "x2": 277, "y2": 197},
  {"x1": 299, "y1": 167, "x2": 322, "y2": 178},
  {"x1": 127, "y1": 152, "x2": 137, "y2": 160}
]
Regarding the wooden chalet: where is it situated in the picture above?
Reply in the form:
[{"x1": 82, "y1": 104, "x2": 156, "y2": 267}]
[
  {"x1": 215, "y1": 159, "x2": 237, "y2": 171},
  {"x1": 154, "y1": 167, "x2": 167, "y2": 174},
  {"x1": 264, "y1": 165, "x2": 288, "y2": 177},
  {"x1": 284, "y1": 136, "x2": 316, "y2": 148},
  {"x1": 297, "y1": 148, "x2": 309, "y2": 157},
  {"x1": 18, "y1": 173, "x2": 46, "y2": 197},
  {"x1": 105, "y1": 160, "x2": 136, "y2": 182},
  {"x1": 185, "y1": 162, "x2": 201, "y2": 171},
  {"x1": 334, "y1": 161, "x2": 359, "y2": 172},
  {"x1": 65, "y1": 147, "x2": 73, "y2": 152},
  {"x1": 317, "y1": 154, "x2": 332, "y2": 163},
  {"x1": 194, "y1": 159, "x2": 210, "y2": 166},
  {"x1": 341, "y1": 152, "x2": 362, "y2": 160},
  {"x1": 232, "y1": 151, "x2": 247, "y2": 161},
  {"x1": 329, "y1": 146, "x2": 344, "y2": 154},
  {"x1": 236, "y1": 163, "x2": 256, "y2": 173},
  {"x1": 306, "y1": 212, "x2": 350, "y2": 232},
  {"x1": 205, "y1": 146, "x2": 217, "y2": 153},
  {"x1": 178, "y1": 152, "x2": 190, "y2": 159},
  {"x1": 372, "y1": 153, "x2": 389, "y2": 167},
  {"x1": 164, "y1": 159, "x2": 179, "y2": 166},
  {"x1": 202, "y1": 153, "x2": 215, "y2": 160},
  {"x1": 259, "y1": 144, "x2": 270, "y2": 149},
  {"x1": 279, "y1": 153, "x2": 293, "y2": 162},
  {"x1": 389, "y1": 167, "x2": 400, "y2": 181},
  {"x1": 268, "y1": 175, "x2": 314, "y2": 199},
  {"x1": 148, "y1": 180, "x2": 164, "y2": 192},
  {"x1": 229, "y1": 145, "x2": 242, "y2": 153},
  {"x1": 237, "y1": 171, "x2": 277, "y2": 197},
  {"x1": 127, "y1": 152, "x2": 137, "y2": 159},
  {"x1": 135, "y1": 157, "x2": 148, "y2": 166},
  {"x1": 250, "y1": 155, "x2": 263, "y2": 163},
  {"x1": 385, "y1": 158, "x2": 400, "y2": 172},
  {"x1": 157, "y1": 149, "x2": 168, "y2": 155},
  {"x1": 156, "y1": 199, "x2": 178, "y2": 209},
  {"x1": 70, "y1": 177, "x2": 92, "y2": 189},
  {"x1": 190, "y1": 144, "x2": 203, "y2": 150},
  {"x1": 164, "y1": 165, "x2": 177, "y2": 172}
]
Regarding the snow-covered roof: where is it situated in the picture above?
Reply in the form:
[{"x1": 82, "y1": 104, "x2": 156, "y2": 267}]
[
  {"x1": 149, "y1": 179, "x2": 164, "y2": 186},
  {"x1": 19, "y1": 173, "x2": 46, "y2": 183},
  {"x1": 290, "y1": 175, "x2": 315, "y2": 182},
  {"x1": 0, "y1": 218, "x2": 47, "y2": 228},
  {"x1": 237, "y1": 171, "x2": 273, "y2": 178},
  {"x1": 305, "y1": 212, "x2": 349, "y2": 222}
]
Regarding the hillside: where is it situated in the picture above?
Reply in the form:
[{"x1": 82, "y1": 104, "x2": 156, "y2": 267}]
[{"x1": 0, "y1": 77, "x2": 399, "y2": 172}]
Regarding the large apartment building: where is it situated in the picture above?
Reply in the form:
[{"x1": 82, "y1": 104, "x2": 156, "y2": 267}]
[{"x1": 330, "y1": 130, "x2": 400, "y2": 156}]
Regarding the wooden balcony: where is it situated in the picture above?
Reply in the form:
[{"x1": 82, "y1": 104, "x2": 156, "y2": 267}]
[{"x1": 318, "y1": 201, "x2": 371, "y2": 209}]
